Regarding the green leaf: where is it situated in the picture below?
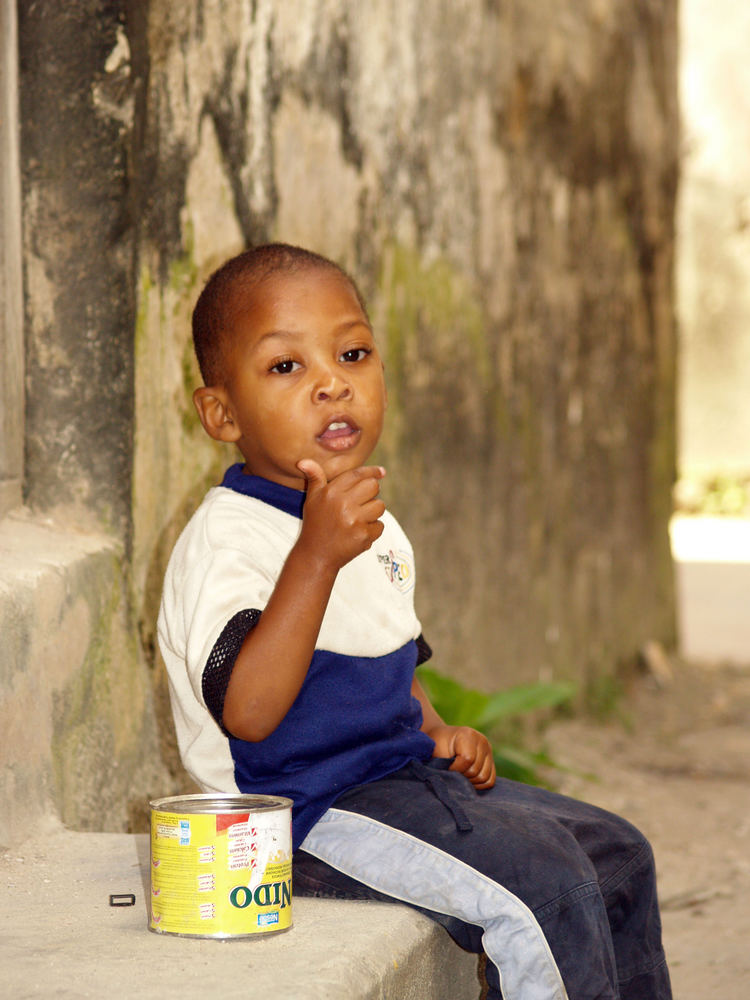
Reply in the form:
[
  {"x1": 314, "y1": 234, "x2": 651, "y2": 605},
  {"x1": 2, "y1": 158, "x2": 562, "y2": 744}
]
[
  {"x1": 416, "y1": 665, "x2": 577, "y2": 788},
  {"x1": 416, "y1": 666, "x2": 491, "y2": 728},
  {"x1": 478, "y1": 681, "x2": 575, "y2": 729}
]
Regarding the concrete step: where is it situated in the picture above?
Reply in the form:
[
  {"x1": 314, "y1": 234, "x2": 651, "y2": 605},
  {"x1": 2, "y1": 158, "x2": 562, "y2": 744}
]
[
  {"x1": 1, "y1": 829, "x2": 481, "y2": 1000},
  {"x1": 671, "y1": 516, "x2": 750, "y2": 664}
]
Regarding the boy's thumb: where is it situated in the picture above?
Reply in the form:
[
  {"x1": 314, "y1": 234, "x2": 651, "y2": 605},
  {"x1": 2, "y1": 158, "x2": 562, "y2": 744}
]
[{"x1": 297, "y1": 459, "x2": 327, "y2": 492}]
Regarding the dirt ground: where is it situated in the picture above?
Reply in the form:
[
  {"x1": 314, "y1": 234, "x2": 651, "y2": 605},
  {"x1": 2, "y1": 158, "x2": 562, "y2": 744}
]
[{"x1": 543, "y1": 656, "x2": 750, "y2": 999}]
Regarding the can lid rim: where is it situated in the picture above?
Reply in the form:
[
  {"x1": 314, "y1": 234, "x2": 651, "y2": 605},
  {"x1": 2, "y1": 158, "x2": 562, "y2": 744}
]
[{"x1": 149, "y1": 792, "x2": 293, "y2": 813}]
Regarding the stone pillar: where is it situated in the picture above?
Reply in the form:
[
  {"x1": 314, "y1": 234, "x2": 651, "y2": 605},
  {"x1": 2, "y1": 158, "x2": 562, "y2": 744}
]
[{"x1": 18, "y1": 0, "x2": 135, "y2": 532}]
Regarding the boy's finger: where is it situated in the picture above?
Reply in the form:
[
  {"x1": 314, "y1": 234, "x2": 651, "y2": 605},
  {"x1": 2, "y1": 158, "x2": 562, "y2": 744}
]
[
  {"x1": 342, "y1": 465, "x2": 386, "y2": 484},
  {"x1": 451, "y1": 728, "x2": 477, "y2": 761},
  {"x1": 448, "y1": 752, "x2": 474, "y2": 775},
  {"x1": 297, "y1": 459, "x2": 327, "y2": 491},
  {"x1": 346, "y1": 473, "x2": 386, "y2": 504},
  {"x1": 472, "y1": 758, "x2": 497, "y2": 789},
  {"x1": 361, "y1": 498, "x2": 387, "y2": 523},
  {"x1": 334, "y1": 465, "x2": 386, "y2": 495}
]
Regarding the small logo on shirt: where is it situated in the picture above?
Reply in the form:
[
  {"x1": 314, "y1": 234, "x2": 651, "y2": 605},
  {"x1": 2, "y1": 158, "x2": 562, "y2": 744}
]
[{"x1": 378, "y1": 549, "x2": 414, "y2": 593}]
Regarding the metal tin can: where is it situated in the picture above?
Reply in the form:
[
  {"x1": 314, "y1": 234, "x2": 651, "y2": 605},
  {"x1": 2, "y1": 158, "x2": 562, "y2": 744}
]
[{"x1": 149, "y1": 793, "x2": 293, "y2": 939}]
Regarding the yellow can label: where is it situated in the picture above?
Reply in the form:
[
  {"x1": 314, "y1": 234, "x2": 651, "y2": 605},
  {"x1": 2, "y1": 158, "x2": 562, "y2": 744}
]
[{"x1": 149, "y1": 807, "x2": 292, "y2": 937}]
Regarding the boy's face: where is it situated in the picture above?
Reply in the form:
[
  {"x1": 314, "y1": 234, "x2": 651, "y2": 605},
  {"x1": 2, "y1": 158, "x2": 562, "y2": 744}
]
[{"x1": 213, "y1": 267, "x2": 387, "y2": 491}]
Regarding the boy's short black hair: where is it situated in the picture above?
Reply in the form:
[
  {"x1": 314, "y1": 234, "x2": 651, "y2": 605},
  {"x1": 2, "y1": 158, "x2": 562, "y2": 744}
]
[{"x1": 192, "y1": 243, "x2": 368, "y2": 386}]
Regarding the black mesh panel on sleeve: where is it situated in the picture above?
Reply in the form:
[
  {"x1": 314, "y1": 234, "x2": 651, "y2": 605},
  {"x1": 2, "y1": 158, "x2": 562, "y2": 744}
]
[
  {"x1": 202, "y1": 608, "x2": 262, "y2": 730},
  {"x1": 416, "y1": 633, "x2": 432, "y2": 666}
]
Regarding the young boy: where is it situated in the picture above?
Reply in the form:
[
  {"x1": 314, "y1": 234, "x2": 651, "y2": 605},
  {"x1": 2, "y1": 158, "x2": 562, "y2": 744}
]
[{"x1": 158, "y1": 243, "x2": 672, "y2": 1000}]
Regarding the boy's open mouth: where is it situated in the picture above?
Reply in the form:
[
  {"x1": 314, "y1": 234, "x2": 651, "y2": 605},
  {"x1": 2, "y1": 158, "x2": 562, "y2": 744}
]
[{"x1": 317, "y1": 417, "x2": 361, "y2": 451}]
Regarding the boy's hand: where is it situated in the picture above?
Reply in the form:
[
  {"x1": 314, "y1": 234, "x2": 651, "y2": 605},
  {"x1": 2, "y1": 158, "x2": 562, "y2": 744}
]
[
  {"x1": 428, "y1": 724, "x2": 496, "y2": 790},
  {"x1": 296, "y1": 459, "x2": 386, "y2": 570}
]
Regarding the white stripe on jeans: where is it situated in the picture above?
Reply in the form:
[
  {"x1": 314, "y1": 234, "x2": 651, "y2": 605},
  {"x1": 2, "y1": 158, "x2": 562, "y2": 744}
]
[{"x1": 301, "y1": 807, "x2": 569, "y2": 1000}]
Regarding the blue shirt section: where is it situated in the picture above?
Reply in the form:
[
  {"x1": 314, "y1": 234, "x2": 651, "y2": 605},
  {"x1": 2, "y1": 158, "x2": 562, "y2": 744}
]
[
  {"x1": 230, "y1": 643, "x2": 435, "y2": 849},
  {"x1": 218, "y1": 466, "x2": 435, "y2": 850}
]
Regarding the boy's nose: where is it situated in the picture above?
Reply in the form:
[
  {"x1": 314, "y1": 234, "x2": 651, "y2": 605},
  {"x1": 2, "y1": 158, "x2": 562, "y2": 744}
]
[{"x1": 312, "y1": 369, "x2": 352, "y2": 402}]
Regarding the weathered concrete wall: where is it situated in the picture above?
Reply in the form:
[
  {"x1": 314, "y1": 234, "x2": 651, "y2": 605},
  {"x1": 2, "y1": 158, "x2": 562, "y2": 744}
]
[
  {"x1": 5, "y1": 0, "x2": 679, "y2": 838},
  {"x1": 133, "y1": 0, "x2": 678, "y2": 701}
]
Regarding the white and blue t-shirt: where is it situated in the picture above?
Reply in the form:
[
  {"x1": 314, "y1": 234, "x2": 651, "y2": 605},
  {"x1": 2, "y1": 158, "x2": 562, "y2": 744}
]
[{"x1": 157, "y1": 464, "x2": 435, "y2": 848}]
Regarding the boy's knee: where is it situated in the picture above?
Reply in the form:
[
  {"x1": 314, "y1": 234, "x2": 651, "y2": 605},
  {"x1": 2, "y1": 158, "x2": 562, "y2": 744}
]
[
  {"x1": 571, "y1": 803, "x2": 657, "y2": 889},
  {"x1": 608, "y1": 815, "x2": 656, "y2": 878}
]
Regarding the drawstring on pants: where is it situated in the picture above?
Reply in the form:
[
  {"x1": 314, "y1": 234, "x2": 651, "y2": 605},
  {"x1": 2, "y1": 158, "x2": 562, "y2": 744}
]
[{"x1": 408, "y1": 759, "x2": 474, "y2": 833}]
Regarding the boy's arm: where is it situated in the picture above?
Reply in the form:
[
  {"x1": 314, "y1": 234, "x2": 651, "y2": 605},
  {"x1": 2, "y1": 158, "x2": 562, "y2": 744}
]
[
  {"x1": 411, "y1": 676, "x2": 497, "y2": 790},
  {"x1": 222, "y1": 460, "x2": 385, "y2": 741}
]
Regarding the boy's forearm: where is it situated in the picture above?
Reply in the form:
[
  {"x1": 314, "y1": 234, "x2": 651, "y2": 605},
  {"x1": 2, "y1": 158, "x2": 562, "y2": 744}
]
[
  {"x1": 411, "y1": 676, "x2": 445, "y2": 735},
  {"x1": 222, "y1": 462, "x2": 386, "y2": 742},
  {"x1": 221, "y1": 540, "x2": 338, "y2": 741}
]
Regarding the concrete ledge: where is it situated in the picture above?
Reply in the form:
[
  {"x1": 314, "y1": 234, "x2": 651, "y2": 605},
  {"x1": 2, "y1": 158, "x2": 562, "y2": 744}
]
[
  {"x1": 0, "y1": 511, "x2": 122, "y2": 842},
  {"x1": 1, "y1": 830, "x2": 483, "y2": 999},
  {"x1": 0, "y1": 510, "x2": 168, "y2": 841}
]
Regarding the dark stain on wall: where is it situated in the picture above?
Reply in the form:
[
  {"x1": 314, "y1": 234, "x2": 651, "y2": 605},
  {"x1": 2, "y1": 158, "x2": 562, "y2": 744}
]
[{"x1": 19, "y1": 0, "x2": 136, "y2": 533}]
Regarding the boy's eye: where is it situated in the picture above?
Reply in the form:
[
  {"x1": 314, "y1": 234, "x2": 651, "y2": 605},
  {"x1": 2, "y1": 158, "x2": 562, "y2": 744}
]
[
  {"x1": 269, "y1": 359, "x2": 301, "y2": 375},
  {"x1": 339, "y1": 347, "x2": 370, "y2": 363}
]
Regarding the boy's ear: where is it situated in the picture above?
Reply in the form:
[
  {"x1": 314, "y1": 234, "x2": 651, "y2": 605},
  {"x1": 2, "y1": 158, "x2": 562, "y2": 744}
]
[{"x1": 193, "y1": 386, "x2": 242, "y2": 443}]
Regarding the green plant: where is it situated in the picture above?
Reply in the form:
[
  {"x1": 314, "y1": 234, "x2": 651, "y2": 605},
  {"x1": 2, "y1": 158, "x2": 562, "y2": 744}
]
[
  {"x1": 673, "y1": 473, "x2": 750, "y2": 517},
  {"x1": 416, "y1": 665, "x2": 576, "y2": 787}
]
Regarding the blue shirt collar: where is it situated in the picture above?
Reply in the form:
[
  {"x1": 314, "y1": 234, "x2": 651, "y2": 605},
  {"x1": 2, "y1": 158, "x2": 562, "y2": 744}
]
[{"x1": 220, "y1": 463, "x2": 305, "y2": 519}]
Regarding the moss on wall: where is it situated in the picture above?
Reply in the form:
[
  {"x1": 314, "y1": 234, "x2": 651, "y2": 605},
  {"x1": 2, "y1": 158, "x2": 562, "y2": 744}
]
[{"x1": 50, "y1": 549, "x2": 166, "y2": 832}]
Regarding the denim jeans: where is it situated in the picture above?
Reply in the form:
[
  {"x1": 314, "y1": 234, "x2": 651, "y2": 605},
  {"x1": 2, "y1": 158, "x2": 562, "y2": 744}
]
[{"x1": 295, "y1": 759, "x2": 672, "y2": 1000}]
